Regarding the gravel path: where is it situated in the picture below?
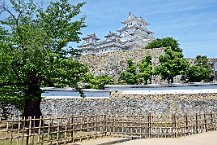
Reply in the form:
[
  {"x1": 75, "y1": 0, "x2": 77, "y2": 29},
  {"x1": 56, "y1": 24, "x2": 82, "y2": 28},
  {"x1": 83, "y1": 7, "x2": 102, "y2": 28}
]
[{"x1": 70, "y1": 131, "x2": 217, "y2": 145}]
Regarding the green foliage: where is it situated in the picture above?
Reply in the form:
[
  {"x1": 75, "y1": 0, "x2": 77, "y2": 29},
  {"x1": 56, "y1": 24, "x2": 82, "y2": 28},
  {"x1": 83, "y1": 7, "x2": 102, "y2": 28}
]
[
  {"x1": 186, "y1": 55, "x2": 212, "y2": 82},
  {"x1": 84, "y1": 74, "x2": 114, "y2": 89},
  {"x1": 119, "y1": 59, "x2": 139, "y2": 85},
  {"x1": 137, "y1": 56, "x2": 153, "y2": 84},
  {"x1": 0, "y1": 0, "x2": 87, "y2": 117},
  {"x1": 155, "y1": 47, "x2": 189, "y2": 83},
  {"x1": 145, "y1": 37, "x2": 181, "y2": 52}
]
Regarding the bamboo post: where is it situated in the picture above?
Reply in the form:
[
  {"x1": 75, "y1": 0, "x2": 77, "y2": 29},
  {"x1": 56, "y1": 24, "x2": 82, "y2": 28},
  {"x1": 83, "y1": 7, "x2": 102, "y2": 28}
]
[
  {"x1": 5, "y1": 120, "x2": 9, "y2": 145},
  {"x1": 210, "y1": 113, "x2": 213, "y2": 130},
  {"x1": 16, "y1": 116, "x2": 21, "y2": 144},
  {"x1": 38, "y1": 116, "x2": 42, "y2": 144},
  {"x1": 104, "y1": 114, "x2": 107, "y2": 136},
  {"x1": 71, "y1": 115, "x2": 74, "y2": 142},
  {"x1": 204, "y1": 113, "x2": 207, "y2": 132},
  {"x1": 113, "y1": 115, "x2": 116, "y2": 136},
  {"x1": 81, "y1": 116, "x2": 83, "y2": 132},
  {"x1": 148, "y1": 113, "x2": 152, "y2": 138},
  {"x1": 48, "y1": 116, "x2": 51, "y2": 144},
  {"x1": 21, "y1": 117, "x2": 25, "y2": 145},
  {"x1": 33, "y1": 116, "x2": 36, "y2": 143},
  {"x1": 184, "y1": 114, "x2": 188, "y2": 136},
  {"x1": 130, "y1": 115, "x2": 133, "y2": 139},
  {"x1": 121, "y1": 115, "x2": 124, "y2": 137},
  {"x1": 99, "y1": 114, "x2": 103, "y2": 137},
  {"x1": 195, "y1": 113, "x2": 198, "y2": 134},
  {"x1": 28, "y1": 116, "x2": 32, "y2": 145},
  {"x1": 139, "y1": 116, "x2": 142, "y2": 139},
  {"x1": 213, "y1": 113, "x2": 216, "y2": 130},
  {"x1": 117, "y1": 114, "x2": 120, "y2": 136},
  {"x1": 172, "y1": 114, "x2": 177, "y2": 138},
  {"x1": 10, "y1": 118, "x2": 14, "y2": 144},
  {"x1": 64, "y1": 117, "x2": 68, "y2": 144},
  {"x1": 94, "y1": 115, "x2": 97, "y2": 138},
  {"x1": 56, "y1": 117, "x2": 60, "y2": 143}
]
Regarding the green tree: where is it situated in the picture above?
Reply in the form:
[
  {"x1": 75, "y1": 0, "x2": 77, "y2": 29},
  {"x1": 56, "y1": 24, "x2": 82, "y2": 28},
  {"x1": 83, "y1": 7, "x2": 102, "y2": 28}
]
[
  {"x1": 186, "y1": 55, "x2": 212, "y2": 82},
  {"x1": 145, "y1": 37, "x2": 181, "y2": 52},
  {"x1": 155, "y1": 47, "x2": 189, "y2": 83},
  {"x1": 0, "y1": 0, "x2": 87, "y2": 118},
  {"x1": 119, "y1": 59, "x2": 139, "y2": 84},
  {"x1": 137, "y1": 56, "x2": 153, "y2": 84},
  {"x1": 84, "y1": 74, "x2": 114, "y2": 89}
]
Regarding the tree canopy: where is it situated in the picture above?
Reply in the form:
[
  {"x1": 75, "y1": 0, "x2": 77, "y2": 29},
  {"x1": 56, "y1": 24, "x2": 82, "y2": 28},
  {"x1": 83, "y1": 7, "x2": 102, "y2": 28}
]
[
  {"x1": 84, "y1": 73, "x2": 114, "y2": 89},
  {"x1": 0, "y1": 0, "x2": 87, "y2": 118},
  {"x1": 137, "y1": 56, "x2": 153, "y2": 84},
  {"x1": 119, "y1": 56, "x2": 153, "y2": 85},
  {"x1": 186, "y1": 55, "x2": 212, "y2": 82},
  {"x1": 154, "y1": 38, "x2": 189, "y2": 84},
  {"x1": 119, "y1": 59, "x2": 139, "y2": 85},
  {"x1": 145, "y1": 37, "x2": 181, "y2": 52}
]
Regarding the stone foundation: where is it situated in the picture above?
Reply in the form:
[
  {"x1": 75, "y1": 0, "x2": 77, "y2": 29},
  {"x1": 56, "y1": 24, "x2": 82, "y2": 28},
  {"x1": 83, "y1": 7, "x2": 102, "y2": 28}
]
[{"x1": 40, "y1": 93, "x2": 217, "y2": 117}]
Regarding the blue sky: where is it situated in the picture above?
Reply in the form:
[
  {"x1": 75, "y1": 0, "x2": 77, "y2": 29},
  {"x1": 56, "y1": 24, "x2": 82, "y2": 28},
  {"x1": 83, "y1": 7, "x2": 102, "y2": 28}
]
[
  {"x1": 71, "y1": 0, "x2": 217, "y2": 58},
  {"x1": 2, "y1": 0, "x2": 217, "y2": 58}
]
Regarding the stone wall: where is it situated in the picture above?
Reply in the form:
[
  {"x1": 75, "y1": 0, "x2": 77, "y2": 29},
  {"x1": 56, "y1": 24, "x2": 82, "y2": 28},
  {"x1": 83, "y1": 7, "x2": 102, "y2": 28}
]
[
  {"x1": 80, "y1": 48, "x2": 165, "y2": 83},
  {"x1": 40, "y1": 93, "x2": 217, "y2": 117},
  {"x1": 80, "y1": 48, "x2": 217, "y2": 83}
]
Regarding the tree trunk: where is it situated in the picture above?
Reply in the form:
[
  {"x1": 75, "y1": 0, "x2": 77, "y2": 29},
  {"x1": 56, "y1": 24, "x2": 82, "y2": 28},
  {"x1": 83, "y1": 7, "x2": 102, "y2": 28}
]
[
  {"x1": 23, "y1": 79, "x2": 43, "y2": 144},
  {"x1": 23, "y1": 74, "x2": 43, "y2": 119},
  {"x1": 171, "y1": 77, "x2": 174, "y2": 83}
]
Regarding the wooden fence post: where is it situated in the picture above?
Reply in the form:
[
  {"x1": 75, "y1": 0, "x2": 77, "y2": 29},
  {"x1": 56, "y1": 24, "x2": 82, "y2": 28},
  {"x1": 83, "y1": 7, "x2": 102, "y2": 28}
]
[
  {"x1": 148, "y1": 113, "x2": 152, "y2": 138},
  {"x1": 139, "y1": 116, "x2": 142, "y2": 139},
  {"x1": 113, "y1": 115, "x2": 116, "y2": 136},
  {"x1": 210, "y1": 113, "x2": 214, "y2": 131},
  {"x1": 172, "y1": 114, "x2": 177, "y2": 138},
  {"x1": 184, "y1": 114, "x2": 188, "y2": 136},
  {"x1": 27, "y1": 116, "x2": 32, "y2": 145},
  {"x1": 48, "y1": 116, "x2": 51, "y2": 144},
  {"x1": 204, "y1": 113, "x2": 207, "y2": 132},
  {"x1": 213, "y1": 113, "x2": 216, "y2": 130},
  {"x1": 104, "y1": 114, "x2": 107, "y2": 136},
  {"x1": 38, "y1": 116, "x2": 42, "y2": 144},
  {"x1": 70, "y1": 115, "x2": 74, "y2": 142},
  {"x1": 195, "y1": 113, "x2": 198, "y2": 134}
]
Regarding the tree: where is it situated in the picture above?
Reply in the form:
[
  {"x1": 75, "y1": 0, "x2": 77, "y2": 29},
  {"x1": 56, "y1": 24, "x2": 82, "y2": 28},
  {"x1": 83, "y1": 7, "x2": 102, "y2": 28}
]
[
  {"x1": 186, "y1": 55, "x2": 212, "y2": 82},
  {"x1": 0, "y1": 0, "x2": 87, "y2": 118},
  {"x1": 119, "y1": 59, "x2": 139, "y2": 84},
  {"x1": 137, "y1": 56, "x2": 153, "y2": 84},
  {"x1": 155, "y1": 47, "x2": 189, "y2": 83},
  {"x1": 84, "y1": 73, "x2": 114, "y2": 89},
  {"x1": 145, "y1": 37, "x2": 181, "y2": 52}
]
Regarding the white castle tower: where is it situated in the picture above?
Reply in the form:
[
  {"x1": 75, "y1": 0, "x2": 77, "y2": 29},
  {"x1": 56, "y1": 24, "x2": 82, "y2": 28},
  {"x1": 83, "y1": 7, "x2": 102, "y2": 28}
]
[{"x1": 79, "y1": 13, "x2": 154, "y2": 55}]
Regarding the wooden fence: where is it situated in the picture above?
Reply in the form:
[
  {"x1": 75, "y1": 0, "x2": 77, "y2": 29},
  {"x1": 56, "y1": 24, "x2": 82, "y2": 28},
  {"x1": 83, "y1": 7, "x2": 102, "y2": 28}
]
[{"x1": 0, "y1": 113, "x2": 217, "y2": 145}]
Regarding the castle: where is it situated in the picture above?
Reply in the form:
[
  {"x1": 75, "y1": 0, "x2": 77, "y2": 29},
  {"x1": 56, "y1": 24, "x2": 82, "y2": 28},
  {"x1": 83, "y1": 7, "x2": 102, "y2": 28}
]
[
  {"x1": 79, "y1": 13, "x2": 217, "y2": 82},
  {"x1": 79, "y1": 13, "x2": 154, "y2": 55}
]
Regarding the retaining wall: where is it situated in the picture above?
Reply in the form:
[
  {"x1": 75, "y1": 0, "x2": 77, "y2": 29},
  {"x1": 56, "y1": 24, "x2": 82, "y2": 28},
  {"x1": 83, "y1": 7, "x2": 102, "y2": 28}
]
[{"x1": 40, "y1": 93, "x2": 217, "y2": 117}]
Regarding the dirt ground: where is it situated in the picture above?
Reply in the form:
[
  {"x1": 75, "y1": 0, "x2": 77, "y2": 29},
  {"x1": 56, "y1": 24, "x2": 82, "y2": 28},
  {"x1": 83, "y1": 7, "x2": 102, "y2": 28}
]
[{"x1": 71, "y1": 131, "x2": 217, "y2": 145}]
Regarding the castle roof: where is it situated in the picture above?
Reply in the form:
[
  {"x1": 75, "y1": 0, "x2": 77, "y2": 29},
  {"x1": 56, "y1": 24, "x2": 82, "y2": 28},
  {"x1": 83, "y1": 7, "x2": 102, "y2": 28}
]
[
  {"x1": 122, "y1": 12, "x2": 149, "y2": 26},
  {"x1": 82, "y1": 33, "x2": 100, "y2": 40},
  {"x1": 105, "y1": 31, "x2": 120, "y2": 38}
]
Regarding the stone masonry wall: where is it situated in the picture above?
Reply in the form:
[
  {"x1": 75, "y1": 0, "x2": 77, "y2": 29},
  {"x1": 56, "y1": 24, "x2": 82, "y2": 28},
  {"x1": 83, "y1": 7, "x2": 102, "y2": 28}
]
[
  {"x1": 80, "y1": 48, "x2": 217, "y2": 83},
  {"x1": 40, "y1": 93, "x2": 217, "y2": 117},
  {"x1": 80, "y1": 48, "x2": 165, "y2": 83}
]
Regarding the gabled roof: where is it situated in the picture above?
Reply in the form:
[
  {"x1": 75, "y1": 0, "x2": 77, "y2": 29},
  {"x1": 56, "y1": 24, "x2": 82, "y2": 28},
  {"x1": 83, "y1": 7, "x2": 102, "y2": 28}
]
[
  {"x1": 122, "y1": 12, "x2": 149, "y2": 25},
  {"x1": 105, "y1": 31, "x2": 120, "y2": 38},
  {"x1": 82, "y1": 33, "x2": 100, "y2": 41}
]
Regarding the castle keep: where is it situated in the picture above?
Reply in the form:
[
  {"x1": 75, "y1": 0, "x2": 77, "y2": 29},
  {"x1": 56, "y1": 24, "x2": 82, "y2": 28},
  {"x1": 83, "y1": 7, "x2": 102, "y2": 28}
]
[
  {"x1": 79, "y1": 13, "x2": 154, "y2": 55},
  {"x1": 79, "y1": 13, "x2": 217, "y2": 82}
]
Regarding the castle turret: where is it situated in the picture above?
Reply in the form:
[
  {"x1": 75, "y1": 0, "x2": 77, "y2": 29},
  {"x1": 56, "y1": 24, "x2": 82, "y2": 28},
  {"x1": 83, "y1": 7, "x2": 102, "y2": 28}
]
[
  {"x1": 118, "y1": 12, "x2": 154, "y2": 49},
  {"x1": 79, "y1": 33, "x2": 100, "y2": 55},
  {"x1": 79, "y1": 13, "x2": 154, "y2": 55}
]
